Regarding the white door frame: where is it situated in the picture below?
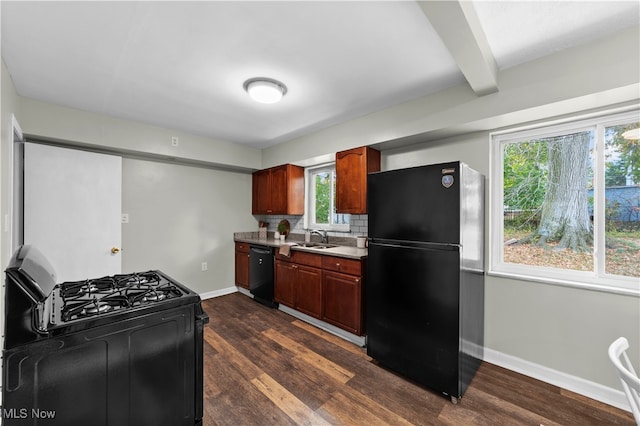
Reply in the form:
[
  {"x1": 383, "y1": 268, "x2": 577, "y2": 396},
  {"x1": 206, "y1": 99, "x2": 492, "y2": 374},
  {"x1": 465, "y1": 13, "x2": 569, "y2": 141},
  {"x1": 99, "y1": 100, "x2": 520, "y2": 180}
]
[{"x1": 10, "y1": 114, "x2": 24, "y2": 258}]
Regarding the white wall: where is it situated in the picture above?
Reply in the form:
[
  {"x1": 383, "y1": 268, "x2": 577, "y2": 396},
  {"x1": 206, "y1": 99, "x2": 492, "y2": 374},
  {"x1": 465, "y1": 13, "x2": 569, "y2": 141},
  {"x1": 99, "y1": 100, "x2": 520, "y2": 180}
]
[
  {"x1": 1, "y1": 59, "x2": 19, "y2": 269},
  {"x1": 121, "y1": 158, "x2": 255, "y2": 294},
  {"x1": 1, "y1": 58, "x2": 21, "y2": 405},
  {"x1": 18, "y1": 97, "x2": 262, "y2": 172}
]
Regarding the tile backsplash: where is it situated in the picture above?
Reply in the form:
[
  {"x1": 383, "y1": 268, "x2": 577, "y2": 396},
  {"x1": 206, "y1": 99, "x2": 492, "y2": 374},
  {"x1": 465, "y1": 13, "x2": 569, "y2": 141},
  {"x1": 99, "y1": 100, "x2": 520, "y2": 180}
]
[{"x1": 253, "y1": 214, "x2": 368, "y2": 239}]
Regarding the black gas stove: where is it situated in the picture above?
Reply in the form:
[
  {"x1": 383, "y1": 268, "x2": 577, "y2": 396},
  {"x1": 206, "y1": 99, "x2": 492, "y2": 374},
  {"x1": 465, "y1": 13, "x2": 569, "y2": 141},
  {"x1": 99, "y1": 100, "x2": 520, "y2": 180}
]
[
  {"x1": 45, "y1": 270, "x2": 198, "y2": 335},
  {"x1": 2, "y1": 245, "x2": 208, "y2": 425}
]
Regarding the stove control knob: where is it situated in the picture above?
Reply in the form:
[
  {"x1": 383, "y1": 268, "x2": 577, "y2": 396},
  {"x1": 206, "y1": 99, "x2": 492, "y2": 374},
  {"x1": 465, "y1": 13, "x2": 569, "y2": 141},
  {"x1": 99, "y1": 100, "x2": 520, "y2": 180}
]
[{"x1": 111, "y1": 247, "x2": 121, "y2": 255}]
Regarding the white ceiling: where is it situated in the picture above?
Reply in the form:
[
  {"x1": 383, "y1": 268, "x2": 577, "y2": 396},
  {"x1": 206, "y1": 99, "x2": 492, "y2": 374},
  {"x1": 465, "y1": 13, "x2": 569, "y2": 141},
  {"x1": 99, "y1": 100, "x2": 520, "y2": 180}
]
[{"x1": 2, "y1": 1, "x2": 639, "y2": 149}]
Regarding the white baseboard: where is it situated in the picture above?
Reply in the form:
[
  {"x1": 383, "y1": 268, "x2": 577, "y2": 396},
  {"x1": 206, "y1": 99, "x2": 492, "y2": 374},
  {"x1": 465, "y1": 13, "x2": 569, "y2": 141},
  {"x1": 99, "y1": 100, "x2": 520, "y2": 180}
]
[
  {"x1": 277, "y1": 304, "x2": 367, "y2": 347},
  {"x1": 199, "y1": 286, "x2": 238, "y2": 300},
  {"x1": 483, "y1": 347, "x2": 631, "y2": 413}
]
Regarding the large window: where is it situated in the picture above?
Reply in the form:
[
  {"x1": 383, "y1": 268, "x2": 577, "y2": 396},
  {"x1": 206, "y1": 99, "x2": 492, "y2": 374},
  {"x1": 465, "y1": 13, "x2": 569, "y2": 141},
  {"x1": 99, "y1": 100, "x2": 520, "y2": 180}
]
[
  {"x1": 305, "y1": 164, "x2": 350, "y2": 231},
  {"x1": 491, "y1": 110, "x2": 639, "y2": 294}
]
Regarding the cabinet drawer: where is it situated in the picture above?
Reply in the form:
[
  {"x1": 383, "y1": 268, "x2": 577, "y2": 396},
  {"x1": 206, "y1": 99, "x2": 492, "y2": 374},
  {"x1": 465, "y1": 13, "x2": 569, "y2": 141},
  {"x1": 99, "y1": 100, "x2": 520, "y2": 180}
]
[
  {"x1": 275, "y1": 250, "x2": 322, "y2": 267},
  {"x1": 292, "y1": 251, "x2": 322, "y2": 267},
  {"x1": 235, "y1": 242, "x2": 250, "y2": 253},
  {"x1": 322, "y1": 256, "x2": 361, "y2": 275}
]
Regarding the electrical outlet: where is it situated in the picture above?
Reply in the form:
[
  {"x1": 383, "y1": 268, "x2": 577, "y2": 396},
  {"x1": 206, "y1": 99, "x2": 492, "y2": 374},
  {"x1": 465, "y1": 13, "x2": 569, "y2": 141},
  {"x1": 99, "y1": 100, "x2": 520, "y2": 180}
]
[
  {"x1": 171, "y1": 136, "x2": 179, "y2": 147},
  {"x1": 201, "y1": 262, "x2": 208, "y2": 271},
  {"x1": 121, "y1": 213, "x2": 129, "y2": 223}
]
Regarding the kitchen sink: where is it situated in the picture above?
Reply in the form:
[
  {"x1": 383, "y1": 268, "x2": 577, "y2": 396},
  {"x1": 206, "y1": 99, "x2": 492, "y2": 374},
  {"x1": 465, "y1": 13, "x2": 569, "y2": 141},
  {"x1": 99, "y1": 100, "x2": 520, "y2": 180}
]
[{"x1": 296, "y1": 243, "x2": 338, "y2": 249}]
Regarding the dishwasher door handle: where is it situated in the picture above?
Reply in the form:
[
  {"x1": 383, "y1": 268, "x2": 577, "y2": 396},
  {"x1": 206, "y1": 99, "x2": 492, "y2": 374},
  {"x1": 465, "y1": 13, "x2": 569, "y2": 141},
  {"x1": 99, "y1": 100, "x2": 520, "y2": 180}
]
[{"x1": 250, "y1": 247, "x2": 273, "y2": 255}]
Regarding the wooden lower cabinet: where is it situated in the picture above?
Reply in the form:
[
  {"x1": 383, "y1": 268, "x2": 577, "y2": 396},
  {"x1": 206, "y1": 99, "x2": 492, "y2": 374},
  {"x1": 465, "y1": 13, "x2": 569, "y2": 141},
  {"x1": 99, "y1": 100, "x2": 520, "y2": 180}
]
[
  {"x1": 274, "y1": 260, "x2": 296, "y2": 306},
  {"x1": 294, "y1": 265, "x2": 323, "y2": 318},
  {"x1": 275, "y1": 251, "x2": 365, "y2": 335},
  {"x1": 275, "y1": 259, "x2": 322, "y2": 319},
  {"x1": 323, "y1": 271, "x2": 363, "y2": 335},
  {"x1": 234, "y1": 242, "x2": 250, "y2": 289}
]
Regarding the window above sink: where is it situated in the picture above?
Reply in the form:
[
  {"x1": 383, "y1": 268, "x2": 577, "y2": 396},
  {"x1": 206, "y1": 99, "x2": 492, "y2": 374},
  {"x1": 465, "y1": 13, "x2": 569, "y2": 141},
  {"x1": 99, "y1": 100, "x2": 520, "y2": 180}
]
[{"x1": 304, "y1": 163, "x2": 350, "y2": 232}]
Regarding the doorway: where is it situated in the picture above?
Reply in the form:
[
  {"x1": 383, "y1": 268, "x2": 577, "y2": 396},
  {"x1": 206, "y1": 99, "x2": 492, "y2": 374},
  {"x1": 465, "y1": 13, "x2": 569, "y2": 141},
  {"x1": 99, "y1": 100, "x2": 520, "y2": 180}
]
[{"x1": 22, "y1": 142, "x2": 122, "y2": 282}]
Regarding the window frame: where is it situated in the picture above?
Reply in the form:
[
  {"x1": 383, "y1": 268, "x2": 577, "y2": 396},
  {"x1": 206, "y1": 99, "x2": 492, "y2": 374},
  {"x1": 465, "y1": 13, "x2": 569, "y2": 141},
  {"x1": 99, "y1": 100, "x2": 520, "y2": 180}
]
[
  {"x1": 304, "y1": 163, "x2": 350, "y2": 232},
  {"x1": 490, "y1": 109, "x2": 640, "y2": 296}
]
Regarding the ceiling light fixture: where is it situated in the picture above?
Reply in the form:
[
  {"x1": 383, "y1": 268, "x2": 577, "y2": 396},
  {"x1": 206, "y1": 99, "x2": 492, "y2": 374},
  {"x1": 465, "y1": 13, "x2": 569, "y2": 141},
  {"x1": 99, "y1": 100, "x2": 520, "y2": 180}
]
[{"x1": 243, "y1": 77, "x2": 287, "y2": 104}]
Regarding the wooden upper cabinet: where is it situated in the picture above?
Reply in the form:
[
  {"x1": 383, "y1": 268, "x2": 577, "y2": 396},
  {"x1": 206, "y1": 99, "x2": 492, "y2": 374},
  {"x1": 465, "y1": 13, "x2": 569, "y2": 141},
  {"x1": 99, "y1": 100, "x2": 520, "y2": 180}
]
[
  {"x1": 335, "y1": 146, "x2": 380, "y2": 214},
  {"x1": 252, "y1": 164, "x2": 304, "y2": 215},
  {"x1": 252, "y1": 169, "x2": 270, "y2": 214}
]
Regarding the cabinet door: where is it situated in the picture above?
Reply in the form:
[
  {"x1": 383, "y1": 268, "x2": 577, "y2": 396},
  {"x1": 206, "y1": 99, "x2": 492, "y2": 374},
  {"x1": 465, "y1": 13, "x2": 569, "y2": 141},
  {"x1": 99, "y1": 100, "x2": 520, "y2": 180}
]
[
  {"x1": 252, "y1": 169, "x2": 271, "y2": 214},
  {"x1": 274, "y1": 260, "x2": 296, "y2": 307},
  {"x1": 323, "y1": 271, "x2": 363, "y2": 335},
  {"x1": 234, "y1": 250, "x2": 250, "y2": 288},
  {"x1": 269, "y1": 166, "x2": 288, "y2": 214},
  {"x1": 295, "y1": 265, "x2": 323, "y2": 319},
  {"x1": 335, "y1": 147, "x2": 380, "y2": 214}
]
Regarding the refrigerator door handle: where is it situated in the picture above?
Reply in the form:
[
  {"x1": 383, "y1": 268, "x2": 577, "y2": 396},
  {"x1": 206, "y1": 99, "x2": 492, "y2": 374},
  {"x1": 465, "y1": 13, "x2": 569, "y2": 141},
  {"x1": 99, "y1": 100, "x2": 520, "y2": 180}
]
[{"x1": 369, "y1": 239, "x2": 460, "y2": 251}]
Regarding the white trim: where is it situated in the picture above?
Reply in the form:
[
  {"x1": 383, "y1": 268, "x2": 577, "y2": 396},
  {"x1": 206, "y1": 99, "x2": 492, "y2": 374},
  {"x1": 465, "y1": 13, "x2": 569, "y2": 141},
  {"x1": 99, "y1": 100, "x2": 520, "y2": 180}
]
[
  {"x1": 488, "y1": 270, "x2": 640, "y2": 297},
  {"x1": 278, "y1": 304, "x2": 366, "y2": 347},
  {"x1": 199, "y1": 286, "x2": 238, "y2": 300},
  {"x1": 484, "y1": 347, "x2": 631, "y2": 413},
  {"x1": 489, "y1": 109, "x2": 640, "y2": 295},
  {"x1": 304, "y1": 163, "x2": 350, "y2": 232},
  {"x1": 7, "y1": 115, "x2": 23, "y2": 258},
  {"x1": 11, "y1": 114, "x2": 23, "y2": 141},
  {"x1": 490, "y1": 104, "x2": 640, "y2": 139}
]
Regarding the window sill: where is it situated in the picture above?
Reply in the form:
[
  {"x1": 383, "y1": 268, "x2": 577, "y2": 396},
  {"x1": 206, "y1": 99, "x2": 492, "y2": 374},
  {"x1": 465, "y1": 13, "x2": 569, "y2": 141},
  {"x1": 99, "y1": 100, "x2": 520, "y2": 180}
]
[
  {"x1": 487, "y1": 269, "x2": 640, "y2": 297},
  {"x1": 307, "y1": 224, "x2": 350, "y2": 233}
]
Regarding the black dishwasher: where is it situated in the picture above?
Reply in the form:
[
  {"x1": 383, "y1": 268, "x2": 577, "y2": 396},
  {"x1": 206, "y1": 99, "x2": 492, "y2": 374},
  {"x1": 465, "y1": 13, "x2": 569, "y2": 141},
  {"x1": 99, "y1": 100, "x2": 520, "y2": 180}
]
[{"x1": 249, "y1": 245, "x2": 277, "y2": 308}]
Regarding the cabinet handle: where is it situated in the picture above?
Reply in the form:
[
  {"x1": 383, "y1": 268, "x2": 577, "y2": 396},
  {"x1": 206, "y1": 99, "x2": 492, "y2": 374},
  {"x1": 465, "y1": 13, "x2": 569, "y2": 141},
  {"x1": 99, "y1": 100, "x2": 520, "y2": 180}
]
[
  {"x1": 355, "y1": 278, "x2": 360, "y2": 283},
  {"x1": 336, "y1": 263, "x2": 340, "y2": 268}
]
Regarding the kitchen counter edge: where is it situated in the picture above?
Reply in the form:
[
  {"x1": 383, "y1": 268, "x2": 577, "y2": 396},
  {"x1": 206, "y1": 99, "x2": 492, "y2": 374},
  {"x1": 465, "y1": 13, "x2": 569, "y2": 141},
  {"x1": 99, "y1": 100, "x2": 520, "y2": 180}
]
[{"x1": 234, "y1": 236, "x2": 367, "y2": 260}]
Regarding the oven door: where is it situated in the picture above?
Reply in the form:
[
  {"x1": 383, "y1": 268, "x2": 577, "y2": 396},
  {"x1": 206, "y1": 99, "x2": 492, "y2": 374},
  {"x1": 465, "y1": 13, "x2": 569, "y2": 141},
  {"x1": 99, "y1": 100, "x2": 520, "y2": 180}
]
[{"x1": 2, "y1": 304, "x2": 204, "y2": 426}]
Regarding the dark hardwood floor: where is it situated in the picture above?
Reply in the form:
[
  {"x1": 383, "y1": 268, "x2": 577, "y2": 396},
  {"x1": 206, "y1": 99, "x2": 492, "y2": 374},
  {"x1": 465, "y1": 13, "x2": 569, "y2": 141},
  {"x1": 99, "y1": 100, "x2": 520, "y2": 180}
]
[{"x1": 201, "y1": 293, "x2": 634, "y2": 425}]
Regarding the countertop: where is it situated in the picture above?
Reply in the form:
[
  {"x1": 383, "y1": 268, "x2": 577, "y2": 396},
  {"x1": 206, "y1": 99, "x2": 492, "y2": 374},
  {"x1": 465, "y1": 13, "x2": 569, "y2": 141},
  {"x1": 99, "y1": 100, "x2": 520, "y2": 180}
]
[{"x1": 234, "y1": 233, "x2": 367, "y2": 260}]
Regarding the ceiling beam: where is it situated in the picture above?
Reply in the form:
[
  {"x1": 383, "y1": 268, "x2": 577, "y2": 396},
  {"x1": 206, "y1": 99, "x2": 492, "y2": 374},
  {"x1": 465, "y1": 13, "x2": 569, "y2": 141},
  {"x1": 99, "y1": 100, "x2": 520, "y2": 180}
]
[{"x1": 418, "y1": 0, "x2": 499, "y2": 96}]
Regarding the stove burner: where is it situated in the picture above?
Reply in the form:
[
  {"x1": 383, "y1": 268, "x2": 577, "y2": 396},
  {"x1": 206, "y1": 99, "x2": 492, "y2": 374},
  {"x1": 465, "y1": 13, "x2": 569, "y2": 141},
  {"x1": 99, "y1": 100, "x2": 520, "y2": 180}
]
[
  {"x1": 144, "y1": 291, "x2": 166, "y2": 302},
  {"x1": 81, "y1": 283, "x2": 99, "y2": 294},
  {"x1": 114, "y1": 272, "x2": 161, "y2": 288},
  {"x1": 84, "y1": 301, "x2": 112, "y2": 315}
]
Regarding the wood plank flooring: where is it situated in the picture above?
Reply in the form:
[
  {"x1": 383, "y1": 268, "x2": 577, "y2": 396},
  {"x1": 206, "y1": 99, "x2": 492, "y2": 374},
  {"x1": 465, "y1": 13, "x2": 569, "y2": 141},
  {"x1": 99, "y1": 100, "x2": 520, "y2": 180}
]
[{"x1": 201, "y1": 293, "x2": 634, "y2": 425}]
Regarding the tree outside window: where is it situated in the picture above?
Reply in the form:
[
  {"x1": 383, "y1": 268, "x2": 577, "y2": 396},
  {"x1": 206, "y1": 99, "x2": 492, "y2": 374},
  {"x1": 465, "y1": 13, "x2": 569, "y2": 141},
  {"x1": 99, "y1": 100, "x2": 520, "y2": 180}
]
[
  {"x1": 307, "y1": 165, "x2": 350, "y2": 230},
  {"x1": 492, "y1": 111, "x2": 639, "y2": 293}
]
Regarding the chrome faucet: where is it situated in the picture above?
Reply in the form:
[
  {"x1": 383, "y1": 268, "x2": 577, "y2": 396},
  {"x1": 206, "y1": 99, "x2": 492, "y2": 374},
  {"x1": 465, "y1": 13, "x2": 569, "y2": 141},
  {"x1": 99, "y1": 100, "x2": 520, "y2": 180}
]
[{"x1": 309, "y1": 229, "x2": 329, "y2": 244}]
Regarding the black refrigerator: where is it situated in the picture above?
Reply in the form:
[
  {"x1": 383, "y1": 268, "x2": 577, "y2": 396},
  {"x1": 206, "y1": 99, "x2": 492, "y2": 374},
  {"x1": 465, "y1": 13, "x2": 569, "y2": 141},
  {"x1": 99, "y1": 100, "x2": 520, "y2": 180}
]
[{"x1": 366, "y1": 161, "x2": 484, "y2": 403}]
